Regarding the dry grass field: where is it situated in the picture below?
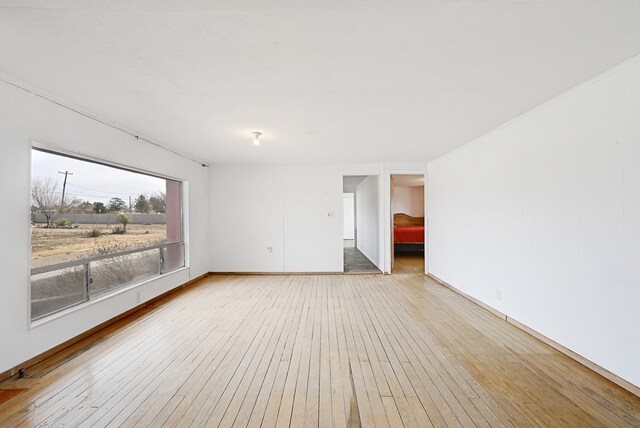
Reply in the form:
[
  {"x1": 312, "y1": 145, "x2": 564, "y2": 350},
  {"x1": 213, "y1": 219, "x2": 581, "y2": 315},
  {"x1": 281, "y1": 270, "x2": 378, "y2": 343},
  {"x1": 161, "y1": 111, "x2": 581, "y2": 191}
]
[{"x1": 31, "y1": 223, "x2": 167, "y2": 268}]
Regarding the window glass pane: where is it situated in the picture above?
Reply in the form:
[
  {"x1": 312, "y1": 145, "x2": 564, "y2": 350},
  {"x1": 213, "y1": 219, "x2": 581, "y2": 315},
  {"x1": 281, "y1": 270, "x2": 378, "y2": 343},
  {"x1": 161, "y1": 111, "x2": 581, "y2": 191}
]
[
  {"x1": 31, "y1": 150, "x2": 172, "y2": 268},
  {"x1": 90, "y1": 249, "x2": 160, "y2": 298},
  {"x1": 31, "y1": 266, "x2": 87, "y2": 320},
  {"x1": 163, "y1": 243, "x2": 185, "y2": 273}
]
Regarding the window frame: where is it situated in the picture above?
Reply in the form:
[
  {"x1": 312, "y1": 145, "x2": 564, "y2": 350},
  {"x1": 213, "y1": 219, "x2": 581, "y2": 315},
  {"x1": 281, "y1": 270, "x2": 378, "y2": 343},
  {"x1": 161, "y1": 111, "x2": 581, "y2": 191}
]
[{"x1": 29, "y1": 141, "x2": 187, "y2": 327}]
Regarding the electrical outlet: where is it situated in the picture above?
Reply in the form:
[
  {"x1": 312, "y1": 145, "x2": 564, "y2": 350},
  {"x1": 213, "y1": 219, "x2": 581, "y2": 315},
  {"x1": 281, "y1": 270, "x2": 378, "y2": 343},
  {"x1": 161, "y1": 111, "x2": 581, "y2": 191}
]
[
  {"x1": 496, "y1": 289, "x2": 502, "y2": 301},
  {"x1": 135, "y1": 291, "x2": 141, "y2": 304}
]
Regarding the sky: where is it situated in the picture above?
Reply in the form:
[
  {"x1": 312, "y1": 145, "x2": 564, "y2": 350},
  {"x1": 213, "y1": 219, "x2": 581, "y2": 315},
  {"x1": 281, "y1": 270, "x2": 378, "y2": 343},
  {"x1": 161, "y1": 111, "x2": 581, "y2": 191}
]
[{"x1": 32, "y1": 149, "x2": 167, "y2": 205}]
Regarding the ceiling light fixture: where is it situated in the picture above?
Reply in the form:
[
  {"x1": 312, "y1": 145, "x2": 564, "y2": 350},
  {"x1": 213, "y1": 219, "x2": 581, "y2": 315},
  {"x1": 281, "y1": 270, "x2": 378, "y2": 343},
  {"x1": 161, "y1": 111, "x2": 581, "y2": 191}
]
[{"x1": 251, "y1": 131, "x2": 262, "y2": 146}]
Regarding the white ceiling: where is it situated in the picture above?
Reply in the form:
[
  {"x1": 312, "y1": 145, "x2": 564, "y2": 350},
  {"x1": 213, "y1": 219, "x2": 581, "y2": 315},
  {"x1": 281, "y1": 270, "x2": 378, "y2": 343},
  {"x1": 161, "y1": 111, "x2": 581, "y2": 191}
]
[{"x1": 2, "y1": 1, "x2": 640, "y2": 165}]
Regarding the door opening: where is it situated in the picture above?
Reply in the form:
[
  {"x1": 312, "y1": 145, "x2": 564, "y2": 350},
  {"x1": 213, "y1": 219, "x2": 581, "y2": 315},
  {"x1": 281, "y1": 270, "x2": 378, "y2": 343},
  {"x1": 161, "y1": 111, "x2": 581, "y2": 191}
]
[
  {"x1": 343, "y1": 193, "x2": 355, "y2": 248},
  {"x1": 390, "y1": 174, "x2": 425, "y2": 274},
  {"x1": 343, "y1": 175, "x2": 381, "y2": 274}
]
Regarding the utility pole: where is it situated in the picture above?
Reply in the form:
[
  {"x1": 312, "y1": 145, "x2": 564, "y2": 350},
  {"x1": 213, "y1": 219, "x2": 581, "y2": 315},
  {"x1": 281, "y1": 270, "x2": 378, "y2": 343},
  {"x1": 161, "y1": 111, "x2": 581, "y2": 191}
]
[
  {"x1": 129, "y1": 196, "x2": 132, "y2": 211},
  {"x1": 58, "y1": 170, "x2": 73, "y2": 213}
]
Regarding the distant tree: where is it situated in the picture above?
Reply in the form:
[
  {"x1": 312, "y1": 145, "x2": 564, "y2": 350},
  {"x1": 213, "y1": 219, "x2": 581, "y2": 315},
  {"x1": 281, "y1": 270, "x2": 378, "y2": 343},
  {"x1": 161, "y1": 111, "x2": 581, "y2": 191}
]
[
  {"x1": 149, "y1": 193, "x2": 166, "y2": 214},
  {"x1": 77, "y1": 201, "x2": 94, "y2": 214},
  {"x1": 93, "y1": 201, "x2": 107, "y2": 214},
  {"x1": 65, "y1": 197, "x2": 84, "y2": 213},
  {"x1": 31, "y1": 177, "x2": 60, "y2": 227},
  {"x1": 134, "y1": 194, "x2": 150, "y2": 214},
  {"x1": 108, "y1": 197, "x2": 126, "y2": 212}
]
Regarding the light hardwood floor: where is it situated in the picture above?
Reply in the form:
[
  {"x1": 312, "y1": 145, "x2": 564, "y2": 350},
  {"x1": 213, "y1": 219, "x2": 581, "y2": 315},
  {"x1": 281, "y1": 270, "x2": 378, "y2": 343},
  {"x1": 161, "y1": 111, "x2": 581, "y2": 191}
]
[
  {"x1": 1, "y1": 262, "x2": 639, "y2": 427},
  {"x1": 392, "y1": 254, "x2": 424, "y2": 275}
]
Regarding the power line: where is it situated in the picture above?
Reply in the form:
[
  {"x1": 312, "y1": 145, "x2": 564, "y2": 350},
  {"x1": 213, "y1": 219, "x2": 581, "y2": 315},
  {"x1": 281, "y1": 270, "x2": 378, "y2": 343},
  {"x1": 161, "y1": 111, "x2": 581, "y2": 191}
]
[
  {"x1": 63, "y1": 192, "x2": 126, "y2": 199},
  {"x1": 66, "y1": 183, "x2": 162, "y2": 196},
  {"x1": 63, "y1": 191, "x2": 157, "y2": 200}
]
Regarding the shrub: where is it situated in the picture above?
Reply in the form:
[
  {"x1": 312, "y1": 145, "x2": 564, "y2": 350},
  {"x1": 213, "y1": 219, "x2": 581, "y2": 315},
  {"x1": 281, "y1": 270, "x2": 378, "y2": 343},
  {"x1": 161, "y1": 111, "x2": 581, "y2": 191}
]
[
  {"x1": 112, "y1": 225, "x2": 126, "y2": 235},
  {"x1": 55, "y1": 218, "x2": 71, "y2": 228},
  {"x1": 116, "y1": 213, "x2": 131, "y2": 234},
  {"x1": 87, "y1": 227, "x2": 102, "y2": 238}
]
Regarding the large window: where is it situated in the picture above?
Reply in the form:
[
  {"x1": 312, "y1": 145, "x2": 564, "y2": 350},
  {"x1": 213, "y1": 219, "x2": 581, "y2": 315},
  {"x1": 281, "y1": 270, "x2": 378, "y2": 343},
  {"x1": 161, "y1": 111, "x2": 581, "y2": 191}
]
[{"x1": 30, "y1": 148, "x2": 185, "y2": 321}]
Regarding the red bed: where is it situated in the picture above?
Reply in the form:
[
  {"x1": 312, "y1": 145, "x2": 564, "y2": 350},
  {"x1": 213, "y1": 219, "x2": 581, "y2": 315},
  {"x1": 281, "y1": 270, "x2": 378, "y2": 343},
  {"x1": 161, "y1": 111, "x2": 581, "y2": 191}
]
[
  {"x1": 394, "y1": 225, "x2": 424, "y2": 243},
  {"x1": 393, "y1": 214, "x2": 425, "y2": 254}
]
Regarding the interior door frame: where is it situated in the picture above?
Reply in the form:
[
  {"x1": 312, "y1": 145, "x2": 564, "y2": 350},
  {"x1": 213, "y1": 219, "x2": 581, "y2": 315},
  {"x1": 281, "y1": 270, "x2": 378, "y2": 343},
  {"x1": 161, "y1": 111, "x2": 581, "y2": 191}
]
[
  {"x1": 385, "y1": 170, "x2": 428, "y2": 275},
  {"x1": 390, "y1": 175, "x2": 395, "y2": 272},
  {"x1": 341, "y1": 167, "x2": 386, "y2": 273}
]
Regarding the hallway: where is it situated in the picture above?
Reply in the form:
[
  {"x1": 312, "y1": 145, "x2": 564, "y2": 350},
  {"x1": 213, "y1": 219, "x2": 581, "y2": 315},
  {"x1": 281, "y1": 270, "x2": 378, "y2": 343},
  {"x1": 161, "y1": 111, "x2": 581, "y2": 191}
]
[{"x1": 343, "y1": 247, "x2": 380, "y2": 273}]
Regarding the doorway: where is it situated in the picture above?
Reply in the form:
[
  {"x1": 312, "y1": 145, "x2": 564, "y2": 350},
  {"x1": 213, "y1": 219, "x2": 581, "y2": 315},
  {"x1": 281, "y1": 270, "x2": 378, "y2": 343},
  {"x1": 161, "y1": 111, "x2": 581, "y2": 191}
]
[
  {"x1": 343, "y1": 175, "x2": 381, "y2": 273},
  {"x1": 343, "y1": 193, "x2": 355, "y2": 248},
  {"x1": 391, "y1": 174, "x2": 425, "y2": 274}
]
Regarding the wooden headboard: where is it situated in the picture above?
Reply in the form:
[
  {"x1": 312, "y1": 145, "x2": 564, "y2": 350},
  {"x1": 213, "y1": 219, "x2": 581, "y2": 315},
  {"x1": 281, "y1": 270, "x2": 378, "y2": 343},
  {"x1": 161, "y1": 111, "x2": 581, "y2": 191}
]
[{"x1": 394, "y1": 213, "x2": 424, "y2": 227}]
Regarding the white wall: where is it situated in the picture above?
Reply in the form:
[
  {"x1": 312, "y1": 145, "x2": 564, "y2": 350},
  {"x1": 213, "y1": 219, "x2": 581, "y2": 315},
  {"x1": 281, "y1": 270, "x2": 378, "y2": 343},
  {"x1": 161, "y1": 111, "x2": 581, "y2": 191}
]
[
  {"x1": 208, "y1": 163, "x2": 426, "y2": 274},
  {"x1": 392, "y1": 186, "x2": 424, "y2": 217},
  {"x1": 343, "y1": 193, "x2": 355, "y2": 239},
  {"x1": 0, "y1": 79, "x2": 210, "y2": 374},
  {"x1": 428, "y1": 57, "x2": 640, "y2": 388},
  {"x1": 356, "y1": 175, "x2": 381, "y2": 268},
  {"x1": 210, "y1": 165, "x2": 344, "y2": 272}
]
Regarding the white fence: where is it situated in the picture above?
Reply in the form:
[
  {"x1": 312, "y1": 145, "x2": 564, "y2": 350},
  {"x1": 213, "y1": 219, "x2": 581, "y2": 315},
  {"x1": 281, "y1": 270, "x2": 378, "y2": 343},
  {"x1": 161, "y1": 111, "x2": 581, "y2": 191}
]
[{"x1": 33, "y1": 213, "x2": 167, "y2": 225}]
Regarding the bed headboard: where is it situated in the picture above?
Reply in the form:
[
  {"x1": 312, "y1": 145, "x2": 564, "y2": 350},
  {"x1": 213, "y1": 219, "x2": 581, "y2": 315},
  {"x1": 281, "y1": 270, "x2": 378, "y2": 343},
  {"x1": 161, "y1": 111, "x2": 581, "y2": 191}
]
[{"x1": 394, "y1": 213, "x2": 424, "y2": 227}]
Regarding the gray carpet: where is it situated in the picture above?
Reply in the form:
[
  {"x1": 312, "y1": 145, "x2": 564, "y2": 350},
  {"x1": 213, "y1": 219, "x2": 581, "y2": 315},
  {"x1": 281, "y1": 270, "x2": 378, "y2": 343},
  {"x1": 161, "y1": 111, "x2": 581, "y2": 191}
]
[{"x1": 344, "y1": 247, "x2": 380, "y2": 273}]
